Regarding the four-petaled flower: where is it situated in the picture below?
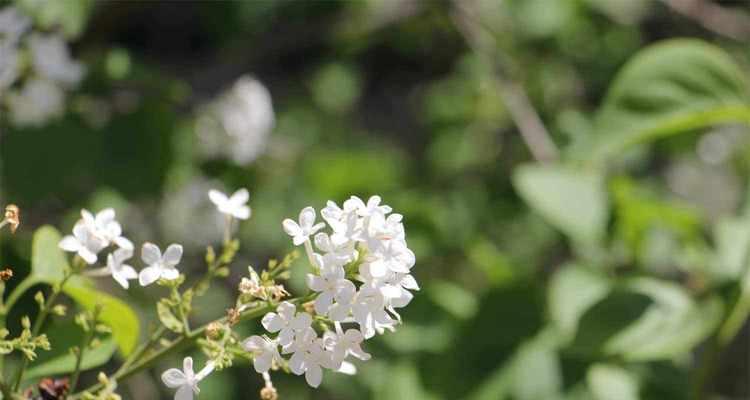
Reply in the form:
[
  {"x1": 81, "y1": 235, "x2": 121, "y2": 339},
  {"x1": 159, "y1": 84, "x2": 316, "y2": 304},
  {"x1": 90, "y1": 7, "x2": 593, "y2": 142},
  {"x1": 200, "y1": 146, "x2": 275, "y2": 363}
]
[
  {"x1": 288, "y1": 328, "x2": 335, "y2": 388},
  {"x1": 283, "y1": 207, "x2": 325, "y2": 246},
  {"x1": 242, "y1": 335, "x2": 283, "y2": 373},
  {"x1": 262, "y1": 301, "x2": 312, "y2": 348},
  {"x1": 161, "y1": 357, "x2": 214, "y2": 400},
  {"x1": 323, "y1": 328, "x2": 371, "y2": 368},
  {"x1": 80, "y1": 208, "x2": 133, "y2": 250},
  {"x1": 107, "y1": 248, "x2": 138, "y2": 289},
  {"x1": 139, "y1": 243, "x2": 183, "y2": 286},
  {"x1": 306, "y1": 260, "x2": 356, "y2": 316},
  {"x1": 208, "y1": 188, "x2": 251, "y2": 220},
  {"x1": 59, "y1": 222, "x2": 107, "y2": 264}
]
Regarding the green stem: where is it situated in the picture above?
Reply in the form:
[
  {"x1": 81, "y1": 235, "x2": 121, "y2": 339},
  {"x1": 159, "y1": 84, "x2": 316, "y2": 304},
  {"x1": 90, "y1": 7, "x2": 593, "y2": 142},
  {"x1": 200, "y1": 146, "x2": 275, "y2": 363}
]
[
  {"x1": 12, "y1": 272, "x2": 74, "y2": 391},
  {"x1": 69, "y1": 321, "x2": 97, "y2": 393}
]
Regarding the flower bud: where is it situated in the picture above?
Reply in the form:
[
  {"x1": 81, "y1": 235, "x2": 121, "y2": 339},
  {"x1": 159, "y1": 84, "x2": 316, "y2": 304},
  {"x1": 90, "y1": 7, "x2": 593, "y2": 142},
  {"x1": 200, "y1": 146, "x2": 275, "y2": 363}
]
[
  {"x1": 4, "y1": 204, "x2": 19, "y2": 233},
  {"x1": 260, "y1": 386, "x2": 278, "y2": 400},
  {"x1": 205, "y1": 322, "x2": 222, "y2": 340},
  {"x1": 0, "y1": 268, "x2": 13, "y2": 281}
]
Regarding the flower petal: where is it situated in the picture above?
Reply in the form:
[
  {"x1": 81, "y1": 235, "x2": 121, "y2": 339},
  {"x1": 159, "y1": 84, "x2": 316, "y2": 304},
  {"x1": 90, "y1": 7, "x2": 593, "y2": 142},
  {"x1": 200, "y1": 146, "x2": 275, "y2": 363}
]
[
  {"x1": 299, "y1": 207, "x2": 316, "y2": 230},
  {"x1": 282, "y1": 219, "x2": 302, "y2": 237},
  {"x1": 305, "y1": 364, "x2": 323, "y2": 388},
  {"x1": 141, "y1": 242, "x2": 162, "y2": 265},
  {"x1": 261, "y1": 313, "x2": 284, "y2": 333},
  {"x1": 163, "y1": 244, "x2": 183, "y2": 267},
  {"x1": 161, "y1": 368, "x2": 187, "y2": 388},
  {"x1": 138, "y1": 265, "x2": 161, "y2": 287},
  {"x1": 175, "y1": 384, "x2": 194, "y2": 400},
  {"x1": 229, "y1": 188, "x2": 249, "y2": 206},
  {"x1": 208, "y1": 189, "x2": 228, "y2": 207},
  {"x1": 58, "y1": 236, "x2": 80, "y2": 252}
]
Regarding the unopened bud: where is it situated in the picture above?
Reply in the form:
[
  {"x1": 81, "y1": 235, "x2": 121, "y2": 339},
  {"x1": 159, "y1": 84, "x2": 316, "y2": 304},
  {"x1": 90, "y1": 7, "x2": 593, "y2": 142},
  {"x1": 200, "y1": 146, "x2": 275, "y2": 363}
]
[
  {"x1": 206, "y1": 322, "x2": 222, "y2": 340},
  {"x1": 0, "y1": 268, "x2": 13, "y2": 281},
  {"x1": 3, "y1": 204, "x2": 19, "y2": 233},
  {"x1": 260, "y1": 386, "x2": 278, "y2": 400}
]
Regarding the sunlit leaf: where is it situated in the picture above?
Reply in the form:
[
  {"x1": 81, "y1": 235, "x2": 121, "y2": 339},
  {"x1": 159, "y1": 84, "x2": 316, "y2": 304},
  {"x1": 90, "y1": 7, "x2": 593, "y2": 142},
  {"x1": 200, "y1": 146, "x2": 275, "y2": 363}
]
[
  {"x1": 548, "y1": 264, "x2": 611, "y2": 342},
  {"x1": 513, "y1": 164, "x2": 608, "y2": 244},
  {"x1": 587, "y1": 364, "x2": 640, "y2": 400},
  {"x1": 587, "y1": 39, "x2": 750, "y2": 163}
]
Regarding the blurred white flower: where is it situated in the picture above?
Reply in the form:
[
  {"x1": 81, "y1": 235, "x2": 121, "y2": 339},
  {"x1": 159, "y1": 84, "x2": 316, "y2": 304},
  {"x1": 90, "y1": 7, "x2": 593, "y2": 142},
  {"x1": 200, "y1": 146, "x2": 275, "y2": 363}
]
[
  {"x1": 208, "y1": 188, "x2": 251, "y2": 220},
  {"x1": 6, "y1": 79, "x2": 65, "y2": 127},
  {"x1": 0, "y1": 44, "x2": 19, "y2": 92},
  {"x1": 139, "y1": 243, "x2": 183, "y2": 286},
  {"x1": 0, "y1": 6, "x2": 30, "y2": 44},
  {"x1": 283, "y1": 206, "x2": 325, "y2": 246},
  {"x1": 161, "y1": 357, "x2": 214, "y2": 400},
  {"x1": 81, "y1": 208, "x2": 133, "y2": 250},
  {"x1": 107, "y1": 248, "x2": 138, "y2": 289},
  {"x1": 159, "y1": 179, "x2": 224, "y2": 248},
  {"x1": 59, "y1": 222, "x2": 107, "y2": 265},
  {"x1": 28, "y1": 33, "x2": 85, "y2": 87},
  {"x1": 196, "y1": 76, "x2": 274, "y2": 165}
]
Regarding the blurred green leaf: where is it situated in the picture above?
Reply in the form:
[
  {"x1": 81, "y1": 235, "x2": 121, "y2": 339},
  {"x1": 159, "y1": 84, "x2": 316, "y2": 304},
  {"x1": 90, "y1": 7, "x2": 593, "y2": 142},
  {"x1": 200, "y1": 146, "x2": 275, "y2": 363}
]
[
  {"x1": 375, "y1": 361, "x2": 436, "y2": 400},
  {"x1": 510, "y1": 330, "x2": 563, "y2": 400},
  {"x1": 604, "y1": 278, "x2": 722, "y2": 361},
  {"x1": 587, "y1": 364, "x2": 640, "y2": 400},
  {"x1": 30, "y1": 225, "x2": 67, "y2": 283},
  {"x1": 513, "y1": 164, "x2": 608, "y2": 244},
  {"x1": 712, "y1": 216, "x2": 750, "y2": 281},
  {"x1": 426, "y1": 281, "x2": 479, "y2": 320},
  {"x1": 548, "y1": 264, "x2": 611, "y2": 342},
  {"x1": 588, "y1": 39, "x2": 750, "y2": 163}
]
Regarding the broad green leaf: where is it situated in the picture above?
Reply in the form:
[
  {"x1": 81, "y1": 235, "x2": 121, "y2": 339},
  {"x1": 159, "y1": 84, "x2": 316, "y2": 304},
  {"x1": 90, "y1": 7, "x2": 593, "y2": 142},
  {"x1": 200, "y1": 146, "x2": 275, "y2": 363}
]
[
  {"x1": 510, "y1": 330, "x2": 563, "y2": 400},
  {"x1": 513, "y1": 164, "x2": 608, "y2": 244},
  {"x1": 587, "y1": 364, "x2": 640, "y2": 400},
  {"x1": 30, "y1": 225, "x2": 68, "y2": 283},
  {"x1": 587, "y1": 39, "x2": 750, "y2": 163},
  {"x1": 427, "y1": 280, "x2": 479, "y2": 320},
  {"x1": 64, "y1": 284, "x2": 139, "y2": 356},
  {"x1": 604, "y1": 278, "x2": 723, "y2": 361},
  {"x1": 548, "y1": 264, "x2": 611, "y2": 342}
]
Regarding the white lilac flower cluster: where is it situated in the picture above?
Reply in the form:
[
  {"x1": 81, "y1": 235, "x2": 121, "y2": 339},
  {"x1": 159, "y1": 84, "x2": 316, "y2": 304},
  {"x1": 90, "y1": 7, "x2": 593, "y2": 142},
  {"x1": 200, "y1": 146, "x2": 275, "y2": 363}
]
[
  {"x1": 0, "y1": 6, "x2": 85, "y2": 127},
  {"x1": 242, "y1": 195, "x2": 418, "y2": 388},
  {"x1": 195, "y1": 75, "x2": 275, "y2": 166}
]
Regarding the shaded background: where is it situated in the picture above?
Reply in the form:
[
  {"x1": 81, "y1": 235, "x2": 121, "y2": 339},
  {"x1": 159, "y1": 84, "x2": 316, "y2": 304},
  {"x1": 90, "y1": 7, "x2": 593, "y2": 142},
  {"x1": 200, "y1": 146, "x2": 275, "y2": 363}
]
[{"x1": 2, "y1": 0, "x2": 750, "y2": 399}]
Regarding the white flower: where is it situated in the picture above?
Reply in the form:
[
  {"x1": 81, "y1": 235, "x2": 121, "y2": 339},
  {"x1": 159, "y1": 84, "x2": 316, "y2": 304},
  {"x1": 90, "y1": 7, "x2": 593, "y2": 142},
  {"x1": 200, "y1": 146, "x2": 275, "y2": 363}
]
[
  {"x1": 208, "y1": 188, "x2": 251, "y2": 220},
  {"x1": 314, "y1": 232, "x2": 357, "y2": 263},
  {"x1": 242, "y1": 335, "x2": 282, "y2": 373},
  {"x1": 196, "y1": 76, "x2": 274, "y2": 166},
  {"x1": 287, "y1": 328, "x2": 334, "y2": 388},
  {"x1": 306, "y1": 260, "x2": 356, "y2": 316},
  {"x1": 0, "y1": 6, "x2": 30, "y2": 44},
  {"x1": 81, "y1": 208, "x2": 133, "y2": 250},
  {"x1": 28, "y1": 33, "x2": 84, "y2": 87},
  {"x1": 261, "y1": 301, "x2": 312, "y2": 348},
  {"x1": 323, "y1": 328, "x2": 371, "y2": 368},
  {"x1": 344, "y1": 195, "x2": 391, "y2": 218},
  {"x1": 59, "y1": 222, "x2": 107, "y2": 264},
  {"x1": 138, "y1": 243, "x2": 183, "y2": 286},
  {"x1": 0, "y1": 44, "x2": 19, "y2": 92},
  {"x1": 363, "y1": 239, "x2": 415, "y2": 277},
  {"x1": 107, "y1": 248, "x2": 137, "y2": 289},
  {"x1": 161, "y1": 357, "x2": 214, "y2": 400},
  {"x1": 283, "y1": 207, "x2": 325, "y2": 246},
  {"x1": 327, "y1": 282, "x2": 357, "y2": 322},
  {"x1": 6, "y1": 78, "x2": 65, "y2": 127},
  {"x1": 352, "y1": 286, "x2": 396, "y2": 339}
]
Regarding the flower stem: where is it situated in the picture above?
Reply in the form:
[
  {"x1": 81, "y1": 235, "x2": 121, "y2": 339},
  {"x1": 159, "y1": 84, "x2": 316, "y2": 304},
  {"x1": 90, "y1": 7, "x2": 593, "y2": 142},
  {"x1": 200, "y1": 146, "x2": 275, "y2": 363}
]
[{"x1": 69, "y1": 317, "x2": 98, "y2": 393}]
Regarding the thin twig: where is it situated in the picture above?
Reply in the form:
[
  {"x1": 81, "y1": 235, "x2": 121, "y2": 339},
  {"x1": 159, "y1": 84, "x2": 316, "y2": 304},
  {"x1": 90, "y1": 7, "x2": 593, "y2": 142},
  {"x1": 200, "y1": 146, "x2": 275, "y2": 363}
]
[
  {"x1": 661, "y1": 0, "x2": 750, "y2": 41},
  {"x1": 450, "y1": 0, "x2": 559, "y2": 164}
]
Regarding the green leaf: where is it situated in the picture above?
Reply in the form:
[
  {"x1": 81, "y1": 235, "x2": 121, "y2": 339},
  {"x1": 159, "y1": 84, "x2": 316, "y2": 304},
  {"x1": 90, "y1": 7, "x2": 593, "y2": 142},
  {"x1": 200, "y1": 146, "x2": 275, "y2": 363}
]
[
  {"x1": 513, "y1": 164, "x2": 608, "y2": 244},
  {"x1": 16, "y1": 0, "x2": 95, "y2": 38},
  {"x1": 24, "y1": 320, "x2": 117, "y2": 381},
  {"x1": 510, "y1": 330, "x2": 563, "y2": 400},
  {"x1": 587, "y1": 364, "x2": 640, "y2": 400},
  {"x1": 64, "y1": 284, "x2": 140, "y2": 356},
  {"x1": 30, "y1": 225, "x2": 68, "y2": 283},
  {"x1": 426, "y1": 281, "x2": 479, "y2": 320},
  {"x1": 604, "y1": 278, "x2": 723, "y2": 361},
  {"x1": 587, "y1": 39, "x2": 750, "y2": 163},
  {"x1": 548, "y1": 264, "x2": 611, "y2": 342}
]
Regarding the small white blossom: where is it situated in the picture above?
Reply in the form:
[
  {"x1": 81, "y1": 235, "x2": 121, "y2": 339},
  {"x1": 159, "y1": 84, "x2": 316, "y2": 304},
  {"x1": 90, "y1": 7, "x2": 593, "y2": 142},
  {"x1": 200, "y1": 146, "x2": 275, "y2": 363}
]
[
  {"x1": 363, "y1": 239, "x2": 415, "y2": 277},
  {"x1": 6, "y1": 78, "x2": 65, "y2": 127},
  {"x1": 81, "y1": 208, "x2": 133, "y2": 250},
  {"x1": 59, "y1": 222, "x2": 107, "y2": 264},
  {"x1": 0, "y1": 6, "x2": 30, "y2": 44},
  {"x1": 287, "y1": 328, "x2": 334, "y2": 388},
  {"x1": 139, "y1": 243, "x2": 183, "y2": 286},
  {"x1": 306, "y1": 259, "x2": 356, "y2": 316},
  {"x1": 283, "y1": 206, "x2": 325, "y2": 246},
  {"x1": 343, "y1": 195, "x2": 392, "y2": 218},
  {"x1": 352, "y1": 286, "x2": 397, "y2": 338},
  {"x1": 107, "y1": 248, "x2": 138, "y2": 289},
  {"x1": 28, "y1": 33, "x2": 84, "y2": 87},
  {"x1": 242, "y1": 335, "x2": 283, "y2": 373},
  {"x1": 208, "y1": 188, "x2": 251, "y2": 220},
  {"x1": 261, "y1": 301, "x2": 312, "y2": 348},
  {"x1": 323, "y1": 328, "x2": 371, "y2": 368},
  {"x1": 0, "y1": 44, "x2": 19, "y2": 92},
  {"x1": 161, "y1": 357, "x2": 214, "y2": 400},
  {"x1": 314, "y1": 232, "x2": 357, "y2": 264}
]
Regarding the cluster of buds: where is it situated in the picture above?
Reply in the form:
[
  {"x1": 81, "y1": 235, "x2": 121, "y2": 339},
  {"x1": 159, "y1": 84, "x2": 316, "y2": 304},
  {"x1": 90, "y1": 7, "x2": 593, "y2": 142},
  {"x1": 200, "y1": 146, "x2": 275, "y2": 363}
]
[{"x1": 238, "y1": 266, "x2": 290, "y2": 304}]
